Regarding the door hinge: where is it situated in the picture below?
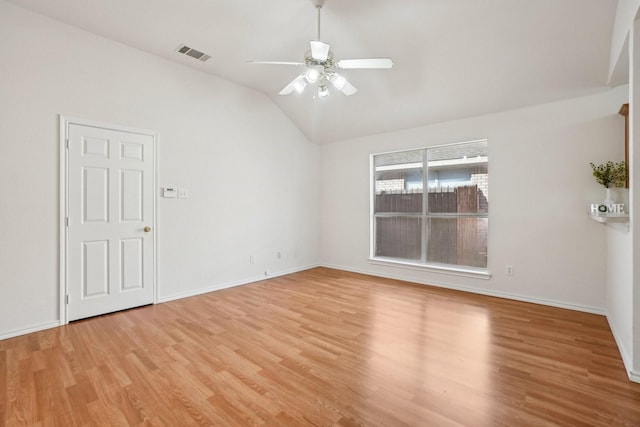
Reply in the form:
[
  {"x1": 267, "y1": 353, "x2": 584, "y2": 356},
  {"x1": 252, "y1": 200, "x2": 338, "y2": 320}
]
[
  {"x1": 65, "y1": 217, "x2": 69, "y2": 227},
  {"x1": 65, "y1": 294, "x2": 69, "y2": 305},
  {"x1": 66, "y1": 138, "x2": 69, "y2": 149}
]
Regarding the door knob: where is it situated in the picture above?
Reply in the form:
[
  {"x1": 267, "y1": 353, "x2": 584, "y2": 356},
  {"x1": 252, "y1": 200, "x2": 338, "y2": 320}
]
[{"x1": 144, "y1": 226, "x2": 151, "y2": 232}]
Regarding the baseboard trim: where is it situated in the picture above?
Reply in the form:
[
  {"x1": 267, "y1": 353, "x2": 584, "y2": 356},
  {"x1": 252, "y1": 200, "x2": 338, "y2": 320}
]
[
  {"x1": 0, "y1": 321, "x2": 61, "y2": 341},
  {"x1": 1, "y1": 265, "x2": 320, "y2": 341},
  {"x1": 606, "y1": 316, "x2": 640, "y2": 384},
  {"x1": 0, "y1": 264, "x2": 608, "y2": 341},
  {"x1": 320, "y1": 263, "x2": 606, "y2": 315},
  {"x1": 156, "y1": 264, "x2": 320, "y2": 304}
]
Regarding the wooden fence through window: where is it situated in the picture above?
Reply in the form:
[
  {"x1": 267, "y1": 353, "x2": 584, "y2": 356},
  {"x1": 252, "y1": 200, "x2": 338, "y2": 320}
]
[{"x1": 375, "y1": 186, "x2": 487, "y2": 267}]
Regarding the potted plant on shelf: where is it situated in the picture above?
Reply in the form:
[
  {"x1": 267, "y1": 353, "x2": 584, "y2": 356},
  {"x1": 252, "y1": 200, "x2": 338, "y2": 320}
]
[{"x1": 589, "y1": 160, "x2": 627, "y2": 204}]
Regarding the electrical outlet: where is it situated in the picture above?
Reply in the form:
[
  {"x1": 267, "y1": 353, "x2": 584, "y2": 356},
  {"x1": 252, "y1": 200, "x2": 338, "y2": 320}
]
[
  {"x1": 506, "y1": 265, "x2": 514, "y2": 276},
  {"x1": 277, "y1": 251, "x2": 282, "y2": 259},
  {"x1": 249, "y1": 255, "x2": 255, "y2": 264}
]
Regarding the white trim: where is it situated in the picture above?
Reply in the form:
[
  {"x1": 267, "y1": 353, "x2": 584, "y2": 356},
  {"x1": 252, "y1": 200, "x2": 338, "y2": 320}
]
[
  {"x1": 375, "y1": 162, "x2": 423, "y2": 172},
  {"x1": 59, "y1": 116, "x2": 158, "y2": 324},
  {"x1": 370, "y1": 138, "x2": 488, "y2": 158},
  {"x1": 322, "y1": 263, "x2": 605, "y2": 315},
  {"x1": 606, "y1": 315, "x2": 633, "y2": 369},
  {"x1": 156, "y1": 264, "x2": 319, "y2": 304},
  {"x1": 0, "y1": 321, "x2": 61, "y2": 341},
  {"x1": 370, "y1": 139, "x2": 489, "y2": 268},
  {"x1": 606, "y1": 315, "x2": 640, "y2": 383},
  {"x1": 2, "y1": 265, "x2": 318, "y2": 340},
  {"x1": 59, "y1": 116, "x2": 68, "y2": 325},
  {"x1": 369, "y1": 257, "x2": 491, "y2": 279},
  {"x1": 629, "y1": 370, "x2": 640, "y2": 383},
  {"x1": 153, "y1": 130, "x2": 159, "y2": 305},
  {"x1": 60, "y1": 116, "x2": 161, "y2": 137},
  {"x1": 369, "y1": 156, "x2": 376, "y2": 259},
  {"x1": 373, "y1": 157, "x2": 489, "y2": 173},
  {"x1": 2, "y1": 264, "x2": 612, "y2": 348},
  {"x1": 429, "y1": 156, "x2": 488, "y2": 168}
]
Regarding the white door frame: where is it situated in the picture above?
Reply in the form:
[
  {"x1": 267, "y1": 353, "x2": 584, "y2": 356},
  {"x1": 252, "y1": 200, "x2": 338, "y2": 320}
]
[{"x1": 59, "y1": 115, "x2": 158, "y2": 325}]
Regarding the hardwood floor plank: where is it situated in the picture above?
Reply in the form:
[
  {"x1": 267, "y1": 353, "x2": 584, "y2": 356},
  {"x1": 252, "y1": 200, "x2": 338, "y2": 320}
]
[{"x1": 2, "y1": 267, "x2": 640, "y2": 426}]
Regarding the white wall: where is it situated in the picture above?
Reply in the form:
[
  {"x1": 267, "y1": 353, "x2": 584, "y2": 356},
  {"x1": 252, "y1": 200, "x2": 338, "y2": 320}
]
[
  {"x1": 603, "y1": 0, "x2": 640, "y2": 384},
  {"x1": 609, "y1": 0, "x2": 640, "y2": 84},
  {"x1": 629, "y1": 18, "x2": 640, "y2": 379},
  {"x1": 607, "y1": 15, "x2": 640, "y2": 383},
  {"x1": 0, "y1": 1, "x2": 319, "y2": 338},
  {"x1": 606, "y1": 222, "x2": 633, "y2": 369},
  {"x1": 0, "y1": 0, "x2": 632, "y2": 345},
  {"x1": 320, "y1": 86, "x2": 628, "y2": 312}
]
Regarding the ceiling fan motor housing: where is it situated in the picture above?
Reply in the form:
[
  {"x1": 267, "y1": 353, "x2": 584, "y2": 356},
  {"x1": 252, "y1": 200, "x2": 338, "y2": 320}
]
[{"x1": 305, "y1": 51, "x2": 333, "y2": 67}]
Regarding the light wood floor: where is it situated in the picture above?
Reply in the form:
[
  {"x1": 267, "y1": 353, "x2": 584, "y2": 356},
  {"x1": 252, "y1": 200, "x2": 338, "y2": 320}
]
[{"x1": 2, "y1": 267, "x2": 640, "y2": 426}]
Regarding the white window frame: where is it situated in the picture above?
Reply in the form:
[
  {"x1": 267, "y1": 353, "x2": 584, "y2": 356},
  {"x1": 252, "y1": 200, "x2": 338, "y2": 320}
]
[{"x1": 369, "y1": 140, "x2": 491, "y2": 279}]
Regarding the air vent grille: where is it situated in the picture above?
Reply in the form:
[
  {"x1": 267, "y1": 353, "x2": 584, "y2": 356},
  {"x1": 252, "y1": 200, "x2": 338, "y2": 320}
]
[{"x1": 176, "y1": 45, "x2": 211, "y2": 62}]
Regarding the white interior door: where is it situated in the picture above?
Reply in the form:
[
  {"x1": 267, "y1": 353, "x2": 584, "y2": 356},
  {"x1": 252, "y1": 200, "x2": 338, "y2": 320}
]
[{"x1": 66, "y1": 122, "x2": 155, "y2": 321}]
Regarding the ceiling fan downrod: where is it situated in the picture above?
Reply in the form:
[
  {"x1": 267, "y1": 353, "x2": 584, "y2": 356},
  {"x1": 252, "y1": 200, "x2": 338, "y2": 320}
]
[{"x1": 315, "y1": 0, "x2": 324, "y2": 41}]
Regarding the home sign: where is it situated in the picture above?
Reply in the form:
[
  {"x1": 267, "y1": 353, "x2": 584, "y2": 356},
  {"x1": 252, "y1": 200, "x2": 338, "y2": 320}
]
[{"x1": 590, "y1": 204, "x2": 625, "y2": 214}]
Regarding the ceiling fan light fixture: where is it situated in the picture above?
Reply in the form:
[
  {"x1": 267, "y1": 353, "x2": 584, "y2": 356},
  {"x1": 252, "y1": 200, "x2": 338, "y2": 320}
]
[
  {"x1": 318, "y1": 85, "x2": 330, "y2": 99},
  {"x1": 305, "y1": 67, "x2": 321, "y2": 83}
]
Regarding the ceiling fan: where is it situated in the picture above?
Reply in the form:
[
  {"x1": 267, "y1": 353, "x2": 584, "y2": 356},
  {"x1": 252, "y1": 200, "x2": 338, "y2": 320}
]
[{"x1": 250, "y1": 0, "x2": 393, "y2": 99}]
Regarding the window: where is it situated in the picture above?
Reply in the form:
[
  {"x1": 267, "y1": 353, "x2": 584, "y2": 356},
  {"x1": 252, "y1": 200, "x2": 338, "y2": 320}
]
[{"x1": 371, "y1": 140, "x2": 488, "y2": 272}]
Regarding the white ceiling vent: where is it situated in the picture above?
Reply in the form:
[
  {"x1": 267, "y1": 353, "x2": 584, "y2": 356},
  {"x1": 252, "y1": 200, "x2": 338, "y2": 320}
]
[{"x1": 176, "y1": 45, "x2": 211, "y2": 62}]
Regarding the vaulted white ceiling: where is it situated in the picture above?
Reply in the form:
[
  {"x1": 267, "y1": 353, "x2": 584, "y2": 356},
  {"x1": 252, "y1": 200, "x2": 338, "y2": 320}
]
[{"x1": 7, "y1": 0, "x2": 618, "y2": 143}]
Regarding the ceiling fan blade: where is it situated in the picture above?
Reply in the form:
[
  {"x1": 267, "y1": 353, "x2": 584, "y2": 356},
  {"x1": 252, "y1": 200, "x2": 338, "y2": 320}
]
[
  {"x1": 310, "y1": 41, "x2": 330, "y2": 61},
  {"x1": 249, "y1": 61, "x2": 305, "y2": 66},
  {"x1": 338, "y1": 79, "x2": 357, "y2": 96},
  {"x1": 279, "y1": 74, "x2": 307, "y2": 95},
  {"x1": 336, "y1": 58, "x2": 394, "y2": 69},
  {"x1": 328, "y1": 73, "x2": 358, "y2": 96}
]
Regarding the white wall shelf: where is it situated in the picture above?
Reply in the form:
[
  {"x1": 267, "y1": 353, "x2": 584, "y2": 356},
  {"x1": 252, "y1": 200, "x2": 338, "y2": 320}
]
[{"x1": 590, "y1": 214, "x2": 629, "y2": 223}]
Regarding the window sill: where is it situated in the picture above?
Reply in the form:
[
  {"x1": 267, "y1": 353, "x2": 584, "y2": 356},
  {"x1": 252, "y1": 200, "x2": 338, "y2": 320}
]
[{"x1": 369, "y1": 257, "x2": 491, "y2": 280}]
